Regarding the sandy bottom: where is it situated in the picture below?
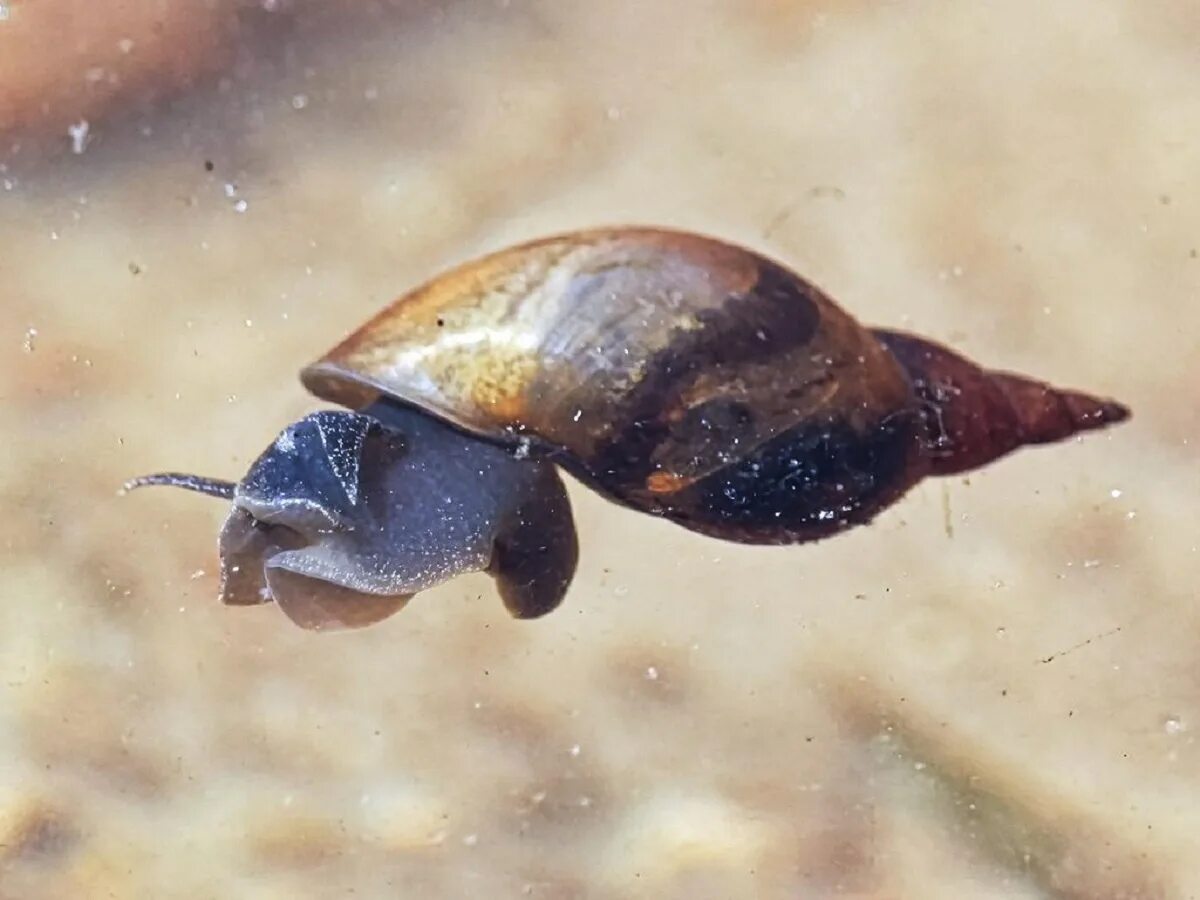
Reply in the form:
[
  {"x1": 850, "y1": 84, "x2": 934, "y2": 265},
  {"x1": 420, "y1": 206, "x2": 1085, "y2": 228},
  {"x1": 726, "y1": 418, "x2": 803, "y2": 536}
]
[{"x1": 1, "y1": 1, "x2": 1198, "y2": 897}]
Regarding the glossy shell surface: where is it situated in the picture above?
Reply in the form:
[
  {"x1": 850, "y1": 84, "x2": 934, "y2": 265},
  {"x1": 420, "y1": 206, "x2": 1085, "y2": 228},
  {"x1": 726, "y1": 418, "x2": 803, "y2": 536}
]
[{"x1": 302, "y1": 228, "x2": 922, "y2": 542}]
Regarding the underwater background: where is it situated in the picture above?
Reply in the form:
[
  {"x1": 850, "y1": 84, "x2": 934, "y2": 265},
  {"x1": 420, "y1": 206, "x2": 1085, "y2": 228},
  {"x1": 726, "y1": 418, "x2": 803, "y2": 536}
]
[{"x1": 1, "y1": 1, "x2": 1197, "y2": 896}]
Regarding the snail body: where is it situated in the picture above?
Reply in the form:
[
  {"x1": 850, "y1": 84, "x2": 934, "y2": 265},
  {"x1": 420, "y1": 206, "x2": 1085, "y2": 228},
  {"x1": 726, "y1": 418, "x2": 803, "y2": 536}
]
[{"x1": 128, "y1": 228, "x2": 1128, "y2": 630}]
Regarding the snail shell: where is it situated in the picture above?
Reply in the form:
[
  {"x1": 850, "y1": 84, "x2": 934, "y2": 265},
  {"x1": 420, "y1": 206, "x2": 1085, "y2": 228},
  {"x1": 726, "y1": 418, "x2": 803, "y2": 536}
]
[
  {"x1": 128, "y1": 227, "x2": 1129, "y2": 629},
  {"x1": 301, "y1": 227, "x2": 1124, "y2": 545}
]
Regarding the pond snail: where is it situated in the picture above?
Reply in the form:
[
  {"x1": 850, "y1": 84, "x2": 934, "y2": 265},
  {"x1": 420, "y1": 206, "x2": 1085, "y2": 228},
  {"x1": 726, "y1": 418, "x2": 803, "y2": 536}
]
[{"x1": 126, "y1": 227, "x2": 1129, "y2": 630}]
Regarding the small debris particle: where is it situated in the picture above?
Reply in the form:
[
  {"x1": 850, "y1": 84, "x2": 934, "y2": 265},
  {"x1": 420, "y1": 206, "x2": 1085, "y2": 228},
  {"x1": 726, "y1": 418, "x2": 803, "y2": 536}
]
[{"x1": 68, "y1": 120, "x2": 90, "y2": 154}]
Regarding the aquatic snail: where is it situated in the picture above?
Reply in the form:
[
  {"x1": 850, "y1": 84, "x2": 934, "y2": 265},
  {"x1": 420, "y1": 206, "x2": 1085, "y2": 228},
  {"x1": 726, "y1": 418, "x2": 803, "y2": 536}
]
[{"x1": 126, "y1": 227, "x2": 1129, "y2": 630}]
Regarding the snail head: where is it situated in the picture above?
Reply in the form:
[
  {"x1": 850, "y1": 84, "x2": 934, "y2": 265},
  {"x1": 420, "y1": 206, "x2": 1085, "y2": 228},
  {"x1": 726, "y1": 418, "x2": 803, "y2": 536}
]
[{"x1": 126, "y1": 402, "x2": 578, "y2": 630}]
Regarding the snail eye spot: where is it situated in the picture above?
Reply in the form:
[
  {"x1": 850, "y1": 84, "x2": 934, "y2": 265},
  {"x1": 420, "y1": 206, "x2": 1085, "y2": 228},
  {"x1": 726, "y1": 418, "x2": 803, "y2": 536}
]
[{"x1": 436, "y1": 318, "x2": 446, "y2": 327}]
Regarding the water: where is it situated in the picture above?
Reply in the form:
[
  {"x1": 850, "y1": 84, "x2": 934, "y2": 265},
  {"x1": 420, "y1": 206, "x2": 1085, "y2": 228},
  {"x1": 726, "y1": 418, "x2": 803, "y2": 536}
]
[{"x1": 1, "y1": 1, "x2": 1195, "y2": 897}]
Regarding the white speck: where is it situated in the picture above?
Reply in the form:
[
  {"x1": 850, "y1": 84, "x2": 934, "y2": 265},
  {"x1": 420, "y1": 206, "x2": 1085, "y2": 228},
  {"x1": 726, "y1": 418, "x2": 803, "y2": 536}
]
[
  {"x1": 261, "y1": 0, "x2": 279, "y2": 10},
  {"x1": 22, "y1": 326, "x2": 37, "y2": 352},
  {"x1": 68, "y1": 120, "x2": 90, "y2": 154},
  {"x1": 1043, "y1": 306, "x2": 1052, "y2": 315},
  {"x1": 645, "y1": 666, "x2": 659, "y2": 681},
  {"x1": 913, "y1": 761, "x2": 926, "y2": 771},
  {"x1": 613, "y1": 584, "x2": 629, "y2": 597},
  {"x1": 512, "y1": 437, "x2": 532, "y2": 460},
  {"x1": 179, "y1": 606, "x2": 186, "y2": 613},
  {"x1": 233, "y1": 199, "x2": 248, "y2": 213},
  {"x1": 1082, "y1": 559, "x2": 1101, "y2": 569},
  {"x1": 190, "y1": 569, "x2": 206, "y2": 580},
  {"x1": 572, "y1": 409, "x2": 582, "y2": 422},
  {"x1": 1126, "y1": 510, "x2": 1137, "y2": 520},
  {"x1": 606, "y1": 106, "x2": 622, "y2": 121},
  {"x1": 50, "y1": 230, "x2": 59, "y2": 240},
  {"x1": 275, "y1": 428, "x2": 296, "y2": 453},
  {"x1": 951, "y1": 265, "x2": 964, "y2": 277},
  {"x1": 462, "y1": 833, "x2": 478, "y2": 847},
  {"x1": 3, "y1": 178, "x2": 13, "y2": 191},
  {"x1": 244, "y1": 318, "x2": 254, "y2": 328},
  {"x1": 364, "y1": 86, "x2": 379, "y2": 101},
  {"x1": 227, "y1": 394, "x2": 239, "y2": 403},
  {"x1": 85, "y1": 66, "x2": 107, "y2": 84},
  {"x1": 1110, "y1": 488, "x2": 1122, "y2": 499},
  {"x1": 568, "y1": 744, "x2": 581, "y2": 757},
  {"x1": 223, "y1": 182, "x2": 238, "y2": 198},
  {"x1": 995, "y1": 627, "x2": 1006, "y2": 638},
  {"x1": 1165, "y1": 716, "x2": 1186, "y2": 735},
  {"x1": 291, "y1": 93, "x2": 309, "y2": 110},
  {"x1": 118, "y1": 38, "x2": 134, "y2": 53}
]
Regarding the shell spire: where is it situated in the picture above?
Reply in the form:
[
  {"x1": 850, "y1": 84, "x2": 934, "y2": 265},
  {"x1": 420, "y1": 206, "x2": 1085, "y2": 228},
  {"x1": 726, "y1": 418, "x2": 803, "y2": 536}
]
[{"x1": 873, "y1": 329, "x2": 1130, "y2": 477}]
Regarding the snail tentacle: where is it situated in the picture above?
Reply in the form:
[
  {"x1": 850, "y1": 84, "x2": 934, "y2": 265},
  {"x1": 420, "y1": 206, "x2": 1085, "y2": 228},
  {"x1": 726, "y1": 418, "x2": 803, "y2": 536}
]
[{"x1": 123, "y1": 472, "x2": 236, "y2": 499}]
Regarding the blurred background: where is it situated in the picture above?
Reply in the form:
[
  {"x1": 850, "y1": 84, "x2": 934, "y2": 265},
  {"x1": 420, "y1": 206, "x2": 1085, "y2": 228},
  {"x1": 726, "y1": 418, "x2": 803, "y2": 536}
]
[{"x1": 1, "y1": 1, "x2": 1197, "y2": 897}]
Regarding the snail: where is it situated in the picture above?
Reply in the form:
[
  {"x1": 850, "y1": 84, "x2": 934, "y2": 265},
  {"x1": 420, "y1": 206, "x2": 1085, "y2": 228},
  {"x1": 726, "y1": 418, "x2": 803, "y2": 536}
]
[{"x1": 126, "y1": 227, "x2": 1129, "y2": 631}]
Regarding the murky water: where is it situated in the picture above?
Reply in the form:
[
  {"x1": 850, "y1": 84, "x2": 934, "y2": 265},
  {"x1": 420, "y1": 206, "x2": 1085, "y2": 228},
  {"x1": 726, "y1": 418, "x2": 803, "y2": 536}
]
[{"x1": 2, "y1": 1, "x2": 1197, "y2": 897}]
